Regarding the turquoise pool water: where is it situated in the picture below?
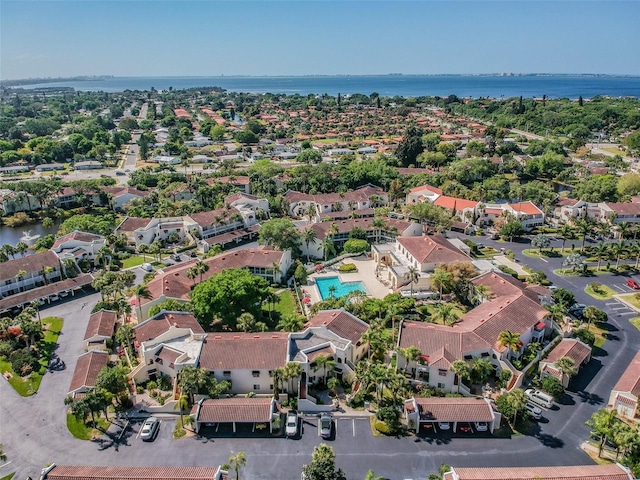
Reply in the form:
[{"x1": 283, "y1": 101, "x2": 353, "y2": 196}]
[{"x1": 316, "y1": 276, "x2": 368, "y2": 300}]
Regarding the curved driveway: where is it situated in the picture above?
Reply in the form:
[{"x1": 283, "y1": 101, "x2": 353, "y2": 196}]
[{"x1": 2, "y1": 240, "x2": 640, "y2": 479}]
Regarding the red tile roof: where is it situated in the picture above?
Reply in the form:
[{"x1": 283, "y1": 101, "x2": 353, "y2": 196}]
[
  {"x1": 605, "y1": 202, "x2": 640, "y2": 215},
  {"x1": 116, "y1": 217, "x2": 152, "y2": 233},
  {"x1": 443, "y1": 464, "x2": 633, "y2": 480},
  {"x1": 396, "y1": 235, "x2": 470, "y2": 264},
  {"x1": 509, "y1": 201, "x2": 544, "y2": 216},
  {"x1": 414, "y1": 397, "x2": 494, "y2": 422},
  {"x1": 198, "y1": 332, "x2": 288, "y2": 371},
  {"x1": 83, "y1": 310, "x2": 117, "y2": 341},
  {"x1": 0, "y1": 250, "x2": 60, "y2": 282},
  {"x1": 410, "y1": 184, "x2": 443, "y2": 194},
  {"x1": 68, "y1": 350, "x2": 109, "y2": 394},
  {"x1": 43, "y1": 465, "x2": 222, "y2": 480},
  {"x1": 52, "y1": 231, "x2": 103, "y2": 249},
  {"x1": 433, "y1": 195, "x2": 479, "y2": 211},
  {"x1": 305, "y1": 309, "x2": 368, "y2": 344},
  {"x1": 544, "y1": 339, "x2": 591, "y2": 366},
  {"x1": 196, "y1": 397, "x2": 273, "y2": 423},
  {"x1": 134, "y1": 311, "x2": 203, "y2": 343},
  {"x1": 612, "y1": 350, "x2": 640, "y2": 397}
]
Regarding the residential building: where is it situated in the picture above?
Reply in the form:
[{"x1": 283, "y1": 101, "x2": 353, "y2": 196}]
[
  {"x1": 198, "y1": 332, "x2": 289, "y2": 394},
  {"x1": 102, "y1": 186, "x2": 151, "y2": 211},
  {"x1": 35, "y1": 163, "x2": 65, "y2": 172},
  {"x1": 51, "y1": 231, "x2": 106, "y2": 266},
  {"x1": 0, "y1": 251, "x2": 62, "y2": 299},
  {"x1": 608, "y1": 350, "x2": 640, "y2": 420},
  {"x1": 0, "y1": 188, "x2": 38, "y2": 214},
  {"x1": 396, "y1": 271, "x2": 551, "y2": 393},
  {"x1": 539, "y1": 338, "x2": 591, "y2": 388},
  {"x1": 74, "y1": 160, "x2": 102, "y2": 170},
  {"x1": 285, "y1": 184, "x2": 388, "y2": 219},
  {"x1": 131, "y1": 311, "x2": 205, "y2": 383},
  {"x1": 83, "y1": 309, "x2": 117, "y2": 351},
  {"x1": 152, "y1": 155, "x2": 181, "y2": 166},
  {"x1": 40, "y1": 465, "x2": 227, "y2": 480},
  {"x1": 404, "y1": 397, "x2": 500, "y2": 434},
  {"x1": 139, "y1": 247, "x2": 291, "y2": 320},
  {"x1": 67, "y1": 350, "x2": 109, "y2": 398},
  {"x1": 192, "y1": 397, "x2": 278, "y2": 434},
  {"x1": 442, "y1": 464, "x2": 634, "y2": 480}
]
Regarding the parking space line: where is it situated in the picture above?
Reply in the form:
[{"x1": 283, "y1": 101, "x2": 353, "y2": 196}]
[{"x1": 353, "y1": 418, "x2": 356, "y2": 436}]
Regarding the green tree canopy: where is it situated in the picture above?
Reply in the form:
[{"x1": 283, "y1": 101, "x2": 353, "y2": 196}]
[
  {"x1": 258, "y1": 218, "x2": 301, "y2": 254},
  {"x1": 191, "y1": 268, "x2": 270, "y2": 329}
]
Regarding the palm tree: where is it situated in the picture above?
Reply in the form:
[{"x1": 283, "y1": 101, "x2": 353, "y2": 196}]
[
  {"x1": 175, "y1": 394, "x2": 190, "y2": 428},
  {"x1": 138, "y1": 244, "x2": 149, "y2": 261},
  {"x1": 450, "y1": 360, "x2": 470, "y2": 394},
  {"x1": 304, "y1": 203, "x2": 317, "y2": 222},
  {"x1": 433, "y1": 303, "x2": 458, "y2": 326},
  {"x1": 470, "y1": 358, "x2": 493, "y2": 385},
  {"x1": 320, "y1": 238, "x2": 336, "y2": 261},
  {"x1": 594, "y1": 242, "x2": 610, "y2": 271},
  {"x1": 195, "y1": 260, "x2": 209, "y2": 283},
  {"x1": 404, "y1": 266, "x2": 419, "y2": 297},
  {"x1": 237, "y1": 312, "x2": 256, "y2": 332},
  {"x1": 130, "y1": 284, "x2": 152, "y2": 320},
  {"x1": 497, "y1": 330, "x2": 523, "y2": 359},
  {"x1": 186, "y1": 266, "x2": 198, "y2": 286},
  {"x1": 328, "y1": 284, "x2": 337, "y2": 298},
  {"x1": 313, "y1": 354, "x2": 337, "y2": 385},
  {"x1": 611, "y1": 241, "x2": 627, "y2": 269},
  {"x1": 430, "y1": 268, "x2": 451, "y2": 302},
  {"x1": 227, "y1": 451, "x2": 246, "y2": 480},
  {"x1": 555, "y1": 357, "x2": 578, "y2": 384},
  {"x1": 616, "y1": 221, "x2": 631, "y2": 243},
  {"x1": 302, "y1": 228, "x2": 317, "y2": 263},
  {"x1": 557, "y1": 224, "x2": 575, "y2": 253},
  {"x1": 15, "y1": 241, "x2": 28, "y2": 257},
  {"x1": 284, "y1": 362, "x2": 302, "y2": 394},
  {"x1": 473, "y1": 284, "x2": 491, "y2": 304},
  {"x1": 42, "y1": 265, "x2": 54, "y2": 285},
  {"x1": 563, "y1": 252, "x2": 586, "y2": 274},
  {"x1": 507, "y1": 389, "x2": 527, "y2": 426},
  {"x1": 276, "y1": 313, "x2": 305, "y2": 332}
]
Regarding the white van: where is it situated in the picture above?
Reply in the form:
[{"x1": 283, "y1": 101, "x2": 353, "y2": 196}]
[{"x1": 525, "y1": 389, "x2": 553, "y2": 408}]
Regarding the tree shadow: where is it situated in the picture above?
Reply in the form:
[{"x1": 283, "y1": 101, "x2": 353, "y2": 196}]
[
  {"x1": 575, "y1": 390, "x2": 605, "y2": 406},
  {"x1": 591, "y1": 346, "x2": 608, "y2": 358},
  {"x1": 536, "y1": 432, "x2": 565, "y2": 448},
  {"x1": 555, "y1": 393, "x2": 575, "y2": 406},
  {"x1": 570, "y1": 358, "x2": 603, "y2": 391}
]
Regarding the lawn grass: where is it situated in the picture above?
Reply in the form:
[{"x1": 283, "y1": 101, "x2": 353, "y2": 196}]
[
  {"x1": 0, "y1": 316, "x2": 63, "y2": 396},
  {"x1": 274, "y1": 290, "x2": 296, "y2": 317},
  {"x1": 417, "y1": 302, "x2": 468, "y2": 324},
  {"x1": 523, "y1": 248, "x2": 570, "y2": 258},
  {"x1": 0, "y1": 473, "x2": 16, "y2": 480},
  {"x1": 122, "y1": 255, "x2": 147, "y2": 269},
  {"x1": 584, "y1": 284, "x2": 617, "y2": 300},
  {"x1": 617, "y1": 293, "x2": 640, "y2": 310},
  {"x1": 66, "y1": 413, "x2": 111, "y2": 440},
  {"x1": 629, "y1": 317, "x2": 640, "y2": 331},
  {"x1": 173, "y1": 420, "x2": 187, "y2": 439},
  {"x1": 589, "y1": 322, "x2": 609, "y2": 349}
]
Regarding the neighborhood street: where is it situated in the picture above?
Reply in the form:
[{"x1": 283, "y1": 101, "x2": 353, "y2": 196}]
[{"x1": 2, "y1": 237, "x2": 640, "y2": 479}]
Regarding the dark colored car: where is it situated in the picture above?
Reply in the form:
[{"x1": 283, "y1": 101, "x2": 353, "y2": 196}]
[{"x1": 458, "y1": 422, "x2": 472, "y2": 433}]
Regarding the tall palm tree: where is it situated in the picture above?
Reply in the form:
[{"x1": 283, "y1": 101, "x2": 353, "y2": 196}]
[
  {"x1": 430, "y1": 268, "x2": 451, "y2": 302},
  {"x1": 594, "y1": 242, "x2": 610, "y2": 271},
  {"x1": 15, "y1": 241, "x2": 28, "y2": 257},
  {"x1": 186, "y1": 266, "x2": 198, "y2": 285},
  {"x1": 42, "y1": 265, "x2": 54, "y2": 285},
  {"x1": 175, "y1": 394, "x2": 190, "y2": 428},
  {"x1": 611, "y1": 241, "x2": 627, "y2": 269},
  {"x1": 497, "y1": 330, "x2": 523, "y2": 360},
  {"x1": 313, "y1": 354, "x2": 337, "y2": 385},
  {"x1": 302, "y1": 228, "x2": 317, "y2": 263},
  {"x1": 473, "y1": 284, "x2": 491, "y2": 304},
  {"x1": 195, "y1": 260, "x2": 209, "y2": 283},
  {"x1": 284, "y1": 362, "x2": 302, "y2": 394},
  {"x1": 555, "y1": 357, "x2": 577, "y2": 383},
  {"x1": 616, "y1": 221, "x2": 631, "y2": 244},
  {"x1": 470, "y1": 358, "x2": 493, "y2": 385},
  {"x1": 130, "y1": 284, "x2": 152, "y2": 320},
  {"x1": 433, "y1": 303, "x2": 459, "y2": 326},
  {"x1": 227, "y1": 451, "x2": 246, "y2": 480},
  {"x1": 450, "y1": 360, "x2": 470, "y2": 394},
  {"x1": 404, "y1": 266, "x2": 420, "y2": 297},
  {"x1": 320, "y1": 238, "x2": 336, "y2": 261},
  {"x1": 138, "y1": 244, "x2": 149, "y2": 261},
  {"x1": 276, "y1": 313, "x2": 305, "y2": 332},
  {"x1": 557, "y1": 224, "x2": 575, "y2": 253},
  {"x1": 507, "y1": 389, "x2": 527, "y2": 425}
]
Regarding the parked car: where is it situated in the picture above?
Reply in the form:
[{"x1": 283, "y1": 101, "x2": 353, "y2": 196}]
[
  {"x1": 140, "y1": 416, "x2": 159, "y2": 441},
  {"x1": 525, "y1": 403, "x2": 543, "y2": 420},
  {"x1": 115, "y1": 170, "x2": 126, "y2": 176},
  {"x1": 320, "y1": 414, "x2": 332, "y2": 439},
  {"x1": 141, "y1": 263, "x2": 153, "y2": 272},
  {"x1": 474, "y1": 421, "x2": 488, "y2": 432},
  {"x1": 49, "y1": 294, "x2": 60, "y2": 302},
  {"x1": 438, "y1": 421, "x2": 450, "y2": 431},
  {"x1": 59, "y1": 290, "x2": 69, "y2": 297},
  {"x1": 525, "y1": 389, "x2": 554, "y2": 409},
  {"x1": 626, "y1": 279, "x2": 640, "y2": 289},
  {"x1": 569, "y1": 303, "x2": 587, "y2": 313},
  {"x1": 170, "y1": 254, "x2": 182, "y2": 262},
  {"x1": 458, "y1": 422, "x2": 472, "y2": 433},
  {"x1": 286, "y1": 411, "x2": 298, "y2": 437}
]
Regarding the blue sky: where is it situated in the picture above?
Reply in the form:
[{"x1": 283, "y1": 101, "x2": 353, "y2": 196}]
[{"x1": 1, "y1": 1, "x2": 639, "y2": 79}]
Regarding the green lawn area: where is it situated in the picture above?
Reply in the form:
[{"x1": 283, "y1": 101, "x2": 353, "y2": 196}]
[
  {"x1": 122, "y1": 255, "x2": 147, "y2": 269},
  {"x1": 473, "y1": 247, "x2": 499, "y2": 259},
  {"x1": 584, "y1": 284, "x2": 617, "y2": 300},
  {"x1": 523, "y1": 248, "x2": 571, "y2": 258},
  {"x1": 1, "y1": 473, "x2": 16, "y2": 480},
  {"x1": 618, "y1": 293, "x2": 640, "y2": 310},
  {"x1": 0, "y1": 316, "x2": 63, "y2": 396},
  {"x1": 273, "y1": 290, "x2": 297, "y2": 317},
  {"x1": 630, "y1": 317, "x2": 640, "y2": 331},
  {"x1": 416, "y1": 302, "x2": 467, "y2": 324},
  {"x1": 66, "y1": 413, "x2": 111, "y2": 440},
  {"x1": 591, "y1": 323, "x2": 608, "y2": 348}
]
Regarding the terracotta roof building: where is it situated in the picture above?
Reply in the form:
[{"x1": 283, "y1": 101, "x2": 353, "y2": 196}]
[
  {"x1": 193, "y1": 397, "x2": 277, "y2": 433},
  {"x1": 83, "y1": 309, "x2": 117, "y2": 351},
  {"x1": 540, "y1": 338, "x2": 592, "y2": 387},
  {"x1": 405, "y1": 397, "x2": 499, "y2": 433},
  {"x1": 443, "y1": 464, "x2": 634, "y2": 480},
  {"x1": 608, "y1": 350, "x2": 640, "y2": 420},
  {"x1": 41, "y1": 465, "x2": 226, "y2": 480},
  {"x1": 68, "y1": 350, "x2": 109, "y2": 397}
]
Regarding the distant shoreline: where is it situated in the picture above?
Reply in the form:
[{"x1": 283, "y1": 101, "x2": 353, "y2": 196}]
[{"x1": 3, "y1": 73, "x2": 640, "y2": 87}]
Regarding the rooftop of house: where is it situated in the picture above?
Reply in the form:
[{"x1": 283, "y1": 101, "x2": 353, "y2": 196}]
[
  {"x1": 188, "y1": 207, "x2": 241, "y2": 228},
  {"x1": 198, "y1": 332, "x2": 288, "y2": 371},
  {"x1": 195, "y1": 397, "x2": 273, "y2": 424},
  {"x1": 68, "y1": 350, "x2": 109, "y2": 394},
  {"x1": 604, "y1": 202, "x2": 640, "y2": 215},
  {"x1": 442, "y1": 464, "x2": 633, "y2": 480},
  {"x1": 116, "y1": 216, "x2": 152, "y2": 233},
  {"x1": 408, "y1": 397, "x2": 494, "y2": 422},
  {"x1": 305, "y1": 309, "x2": 368, "y2": 345},
  {"x1": 41, "y1": 465, "x2": 224, "y2": 480},
  {"x1": 52, "y1": 231, "x2": 104, "y2": 249},
  {"x1": 307, "y1": 217, "x2": 413, "y2": 239},
  {"x1": 285, "y1": 184, "x2": 385, "y2": 205},
  {"x1": 143, "y1": 247, "x2": 285, "y2": 305},
  {"x1": 509, "y1": 201, "x2": 544, "y2": 216},
  {"x1": 134, "y1": 311, "x2": 204, "y2": 343},
  {"x1": 396, "y1": 235, "x2": 470, "y2": 264},
  {"x1": 0, "y1": 250, "x2": 60, "y2": 282},
  {"x1": 544, "y1": 338, "x2": 591, "y2": 366},
  {"x1": 289, "y1": 327, "x2": 351, "y2": 363},
  {"x1": 83, "y1": 309, "x2": 117, "y2": 340},
  {"x1": 611, "y1": 350, "x2": 640, "y2": 397},
  {"x1": 433, "y1": 195, "x2": 479, "y2": 211}
]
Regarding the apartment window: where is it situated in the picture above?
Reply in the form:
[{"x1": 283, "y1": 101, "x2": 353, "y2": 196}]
[
  {"x1": 223, "y1": 371, "x2": 231, "y2": 377},
  {"x1": 269, "y1": 384, "x2": 273, "y2": 390},
  {"x1": 252, "y1": 371, "x2": 260, "y2": 377},
  {"x1": 253, "y1": 384, "x2": 260, "y2": 391},
  {"x1": 438, "y1": 369, "x2": 447, "y2": 377},
  {"x1": 464, "y1": 355, "x2": 473, "y2": 360},
  {"x1": 437, "y1": 383, "x2": 445, "y2": 389},
  {"x1": 269, "y1": 370, "x2": 274, "y2": 377}
]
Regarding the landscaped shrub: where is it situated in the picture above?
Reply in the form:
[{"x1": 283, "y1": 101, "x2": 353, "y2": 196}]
[
  {"x1": 9, "y1": 348, "x2": 39, "y2": 376},
  {"x1": 157, "y1": 374, "x2": 172, "y2": 391},
  {"x1": 541, "y1": 376, "x2": 564, "y2": 399},
  {"x1": 0, "y1": 340, "x2": 14, "y2": 357},
  {"x1": 374, "y1": 420, "x2": 390, "y2": 434},
  {"x1": 574, "y1": 328, "x2": 596, "y2": 346},
  {"x1": 338, "y1": 263, "x2": 357, "y2": 273},
  {"x1": 343, "y1": 239, "x2": 370, "y2": 254},
  {"x1": 497, "y1": 265, "x2": 519, "y2": 279}
]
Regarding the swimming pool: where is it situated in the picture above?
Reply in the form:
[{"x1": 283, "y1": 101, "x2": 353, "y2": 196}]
[{"x1": 315, "y1": 276, "x2": 368, "y2": 300}]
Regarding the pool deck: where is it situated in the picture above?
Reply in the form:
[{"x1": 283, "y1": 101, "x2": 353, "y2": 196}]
[{"x1": 303, "y1": 257, "x2": 392, "y2": 310}]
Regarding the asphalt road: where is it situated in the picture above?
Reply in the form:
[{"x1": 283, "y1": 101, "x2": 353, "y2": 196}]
[{"x1": 2, "y1": 237, "x2": 640, "y2": 479}]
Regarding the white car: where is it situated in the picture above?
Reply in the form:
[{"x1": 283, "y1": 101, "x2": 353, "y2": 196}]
[
  {"x1": 141, "y1": 263, "x2": 153, "y2": 272},
  {"x1": 319, "y1": 414, "x2": 332, "y2": 439},
  {"x1": 525, "y1": 403, "x2": 543, "y2": 420},
  {"x1": 140, "y1": 416, "x2": 160, "y2": 441},
  {"x1": 286, "y1": 411, "x2": 298, "y2": 437},
  {"x1": 438, "y1": 421, "x2": 450, "y2": 431},
  {"x1": 474, "y1": 421, "x2": 488, "y2": 432}
]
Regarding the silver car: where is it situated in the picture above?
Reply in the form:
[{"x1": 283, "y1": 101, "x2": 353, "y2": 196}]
[
  {"x1": 140, "y1": 416, "x2": 159, "y2": 441},
  {"x1": 286, "y1": 411, "x2": 298, "y2": 437},
  {"x1": 320, "y1": 414, "x2": 332, "y2": 439}
]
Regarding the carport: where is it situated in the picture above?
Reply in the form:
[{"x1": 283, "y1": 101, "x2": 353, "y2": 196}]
[
  {"x1": 405, "y1": 397, "x2": 499, "y2": 433},
  {"x1": 192, "y1": 397, "x2": 277, "y2": 434}
]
